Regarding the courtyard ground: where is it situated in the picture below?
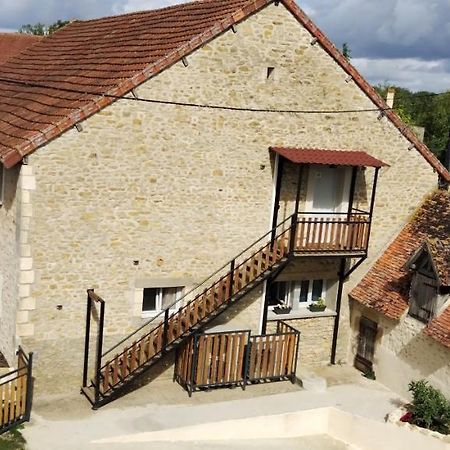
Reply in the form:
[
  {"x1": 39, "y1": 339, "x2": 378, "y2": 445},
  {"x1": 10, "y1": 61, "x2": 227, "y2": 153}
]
[{"x1": 21, "y1": 365, "x2": 405, "y2": 449}]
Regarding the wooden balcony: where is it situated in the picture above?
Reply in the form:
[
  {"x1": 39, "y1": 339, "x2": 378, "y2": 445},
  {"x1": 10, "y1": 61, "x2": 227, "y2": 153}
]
[{"x1": 292, "y1": 212, "x2": 371, "y2": 256}]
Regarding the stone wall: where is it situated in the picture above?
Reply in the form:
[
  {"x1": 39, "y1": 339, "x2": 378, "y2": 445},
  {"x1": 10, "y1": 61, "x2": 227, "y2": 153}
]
[
  {"x1": 351, "y1": 303, "x2": 450, "y2": 399},
  {"x1": 267, "y1": 315, "x2": 335, "y2": 367},
  {"x1": 0, "y1": 164, "x2": 20, "y2": 365},
  {"x1": 19, "y1": 2, "x2": 438, "y2": 393}
]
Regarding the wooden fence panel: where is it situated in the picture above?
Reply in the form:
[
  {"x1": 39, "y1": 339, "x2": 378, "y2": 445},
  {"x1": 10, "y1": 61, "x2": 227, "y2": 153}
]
[
  {"x1": 0, "y1": 348, "x2": 32, "y2": 435},
  {"x1": 174, "y1": 323, "x2": 300, "y2": 396}
]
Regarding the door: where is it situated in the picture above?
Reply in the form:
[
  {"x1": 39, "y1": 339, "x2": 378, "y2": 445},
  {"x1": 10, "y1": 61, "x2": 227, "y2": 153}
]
[
  {"x1": 304, "y1": 165, "x2": 351, "y2": 246},
  {"x1": 355, "y1": 316, "x2": 377, "y2": 373}
]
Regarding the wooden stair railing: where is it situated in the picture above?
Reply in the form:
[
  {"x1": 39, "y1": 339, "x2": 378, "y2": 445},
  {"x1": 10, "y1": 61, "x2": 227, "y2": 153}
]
[
  {"x1": 83, "y1": 210, "x2": 372, "y2": 407},
  {"x1": 98, "y1": 233, "x2": 290, "y2": 397}
]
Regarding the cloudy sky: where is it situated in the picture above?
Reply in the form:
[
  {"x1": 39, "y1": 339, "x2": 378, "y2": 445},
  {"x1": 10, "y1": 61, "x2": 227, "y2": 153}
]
[{"x1": 1, "y1": 0, "x2": 449, "y2": 93}]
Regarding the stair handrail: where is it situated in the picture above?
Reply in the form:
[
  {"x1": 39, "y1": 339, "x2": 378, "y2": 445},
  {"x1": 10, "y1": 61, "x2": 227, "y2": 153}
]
[{"x1": 102, "y1": 212, "x2": 296, "y2": 358}]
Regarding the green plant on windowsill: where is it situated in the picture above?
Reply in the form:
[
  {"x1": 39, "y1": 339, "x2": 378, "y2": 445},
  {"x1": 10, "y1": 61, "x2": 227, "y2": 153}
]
[{"x1": 308, "y1": 298, "x2": 326, "y2": 312}]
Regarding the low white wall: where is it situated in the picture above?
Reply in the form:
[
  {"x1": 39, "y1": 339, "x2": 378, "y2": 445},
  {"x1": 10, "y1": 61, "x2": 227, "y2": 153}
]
[
  {"x1": 328, "y1": 408, "x2": 449, "y2": 450},
  {"x1": 94, "y1": 407, "x2": 449, "y2": 449}
]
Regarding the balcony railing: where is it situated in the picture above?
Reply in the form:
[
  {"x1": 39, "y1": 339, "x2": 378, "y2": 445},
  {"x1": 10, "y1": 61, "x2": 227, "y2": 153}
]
[{"x1": 292, "y1": 211, "x2": 370, "y2": 254}]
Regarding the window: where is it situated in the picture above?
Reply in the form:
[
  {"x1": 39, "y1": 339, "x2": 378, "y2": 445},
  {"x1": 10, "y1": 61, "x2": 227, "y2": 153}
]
[
  {"x1": 408, "y1": 250, "x2": 439, "y2": 323},
  {"x1": 142, "y1": 286, "x2": 184, "y2": 317},
  {"x1": 408, "y1": 273, "x2": 438, "y2": 323},
  {"x1": 269, "y1": 279, "x2": 326, "y2": 309}
]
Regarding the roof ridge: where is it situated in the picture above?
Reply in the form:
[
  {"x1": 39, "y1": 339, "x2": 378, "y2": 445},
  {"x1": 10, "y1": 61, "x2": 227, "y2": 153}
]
[{"x1": 75, "y1": 0, "x2": 245, "y2": 25}]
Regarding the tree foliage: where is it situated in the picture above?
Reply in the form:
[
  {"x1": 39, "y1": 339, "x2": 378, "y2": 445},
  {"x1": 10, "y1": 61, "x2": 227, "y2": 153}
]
[
  {"x1": 375, "y1": 84, "x2": 450, "y2": 158},
  {"x1": 408, "y1": 380, "x2": 450, "y2": 434},
  {"x1": 342, "y1": 42, "x2": 351, "y2": 61},
  {"x1": 19, "y1": 20, "x2": 69, "y2": 36}
]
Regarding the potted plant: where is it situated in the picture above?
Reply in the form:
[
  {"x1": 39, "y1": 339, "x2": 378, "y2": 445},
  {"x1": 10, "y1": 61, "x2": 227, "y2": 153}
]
[
  {"x1": 273, "y1": 300, "x2": 292, "y2": 315},
  {"x1": 309, "y1": 298, "x2": 326, "y2": 312}
]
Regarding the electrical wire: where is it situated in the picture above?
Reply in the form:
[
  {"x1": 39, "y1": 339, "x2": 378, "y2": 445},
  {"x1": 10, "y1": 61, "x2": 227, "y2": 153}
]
[{"x1": 0, "y1": 76, "x2": 393, "y2": 115}]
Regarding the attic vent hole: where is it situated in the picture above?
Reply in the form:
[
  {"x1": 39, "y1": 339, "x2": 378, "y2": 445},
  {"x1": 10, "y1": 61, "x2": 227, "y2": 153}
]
[{"x1": 266, "y1": 67, "x2": 275, "y2": 80}]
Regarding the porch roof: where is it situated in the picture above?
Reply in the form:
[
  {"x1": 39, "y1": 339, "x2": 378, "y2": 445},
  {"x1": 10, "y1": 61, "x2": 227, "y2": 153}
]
[{"x1": 270, "y1": 147, "x2": 388, "y2": 168}]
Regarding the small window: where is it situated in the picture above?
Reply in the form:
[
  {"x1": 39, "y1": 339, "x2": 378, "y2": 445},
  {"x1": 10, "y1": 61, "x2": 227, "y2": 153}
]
[
  {"x1": 270, "y1": 279, "x2": 326, "y2": 309},
  {"x1": 408, "y1": 273, "x2": 438, "y2": 323},
  {"x1": 142, "y1": 286, "x2": 184, "y2": 317}
]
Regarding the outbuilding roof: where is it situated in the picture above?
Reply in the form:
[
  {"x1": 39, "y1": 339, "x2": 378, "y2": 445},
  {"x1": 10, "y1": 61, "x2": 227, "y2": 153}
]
[
  {"x1": 0, "y1": 0, "x2": 448, "y2": 184},
  {"x1": 350, "y1": 190, "x2": 450, "y2": 348}
]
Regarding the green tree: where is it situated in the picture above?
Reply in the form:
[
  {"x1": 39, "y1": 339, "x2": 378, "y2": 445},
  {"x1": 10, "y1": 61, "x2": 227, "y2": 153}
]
[
  {"x1": 374, "y1": 83, "x2": 450, "y2": 158},
  {"x1": 342, "y1": 42, "x2": 351, "y2": 61},
  {"x1": 19, "y1": 20, "x2": 69, "y2": 36}
]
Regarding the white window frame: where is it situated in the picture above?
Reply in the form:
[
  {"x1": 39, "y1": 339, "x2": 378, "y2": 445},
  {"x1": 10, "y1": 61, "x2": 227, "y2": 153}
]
[
  {"x1": 141, "y1": 286, "x2": 184, "y2": 318},
  {"x1": 270, "y1": 279, "x2": 326, "y2": 310}
]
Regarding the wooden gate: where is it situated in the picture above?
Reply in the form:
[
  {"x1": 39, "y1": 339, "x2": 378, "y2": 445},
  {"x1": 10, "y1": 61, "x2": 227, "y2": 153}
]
[
  {"x1": 0, "y1": 348, "x2": 33, "y2": 435},
  {"x1": 174, "y1": 321, "x2": 300, "y2": 396},
  {"x1": 248, "y1": 321, "x2": 300, "y2": 382}
]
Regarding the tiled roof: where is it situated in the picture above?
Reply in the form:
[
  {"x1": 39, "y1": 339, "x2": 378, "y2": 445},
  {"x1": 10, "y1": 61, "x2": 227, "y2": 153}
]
[
  {"x1": 425, "y1": 306, "x2": 450, "y2": 349},
  {"x1": 428, "y1": 240, "x2": 450, "y2": 286},
  {"x1": 0, "y1": 33, "x2": 42, "y2": 66},
  {"x1": 0, "y1": 0, "x2": 449, "y2": 184},
  {"x1": 350, "y1": 190, "x2": 450, "y2": 346},
  {"x1": 270, "y1": 147, "x2": 388, "y2": 168}
]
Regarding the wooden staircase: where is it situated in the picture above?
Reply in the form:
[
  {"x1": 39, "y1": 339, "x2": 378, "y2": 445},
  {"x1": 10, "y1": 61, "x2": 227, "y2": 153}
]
[
  {"x1": 81, "y1": 211, "x2": 371, "y2": 408},
  {"x1": 81, "y1": 216, "x2": 295, "y2": 408}
]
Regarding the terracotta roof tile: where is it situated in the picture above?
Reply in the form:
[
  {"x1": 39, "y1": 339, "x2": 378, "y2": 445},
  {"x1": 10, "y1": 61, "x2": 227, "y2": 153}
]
[
  {"x1": 0, "y1": 33, "x2": 42, "y2": 66},
  {"x1": 0, "y1": 0, "x2": 449, "y2": 184},
  {"x1": 270, "y1": 147, "x2": 388, "y2": 168},
  {"x1": 350, "y1": 190, "x2": 450, "y2": 321},
  {"x1": 425, "y1": 306, "x2": 450, "y2": 349}
]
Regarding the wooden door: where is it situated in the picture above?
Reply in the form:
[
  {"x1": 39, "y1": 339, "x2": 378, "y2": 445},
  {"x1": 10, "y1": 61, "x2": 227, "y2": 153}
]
[{"x1": 355, "y1": 316, "x2": 377, "y2": 373}]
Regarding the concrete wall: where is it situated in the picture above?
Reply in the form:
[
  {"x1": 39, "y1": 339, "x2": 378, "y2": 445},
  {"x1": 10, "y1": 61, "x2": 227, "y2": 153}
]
[
  {"x1": 351, "y1": 303, "x2": 450, "y2": 399},
  {"x1": 18, "y1": 3, "x2": 438, "y2": 393},
  {"x1": 0, "y1": 164, "x2": 20, "y2": 365}
]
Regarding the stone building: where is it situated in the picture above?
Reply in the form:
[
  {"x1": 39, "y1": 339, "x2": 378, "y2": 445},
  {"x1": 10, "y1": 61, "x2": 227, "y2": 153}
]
[
  {"x1": 0, "y1": 0, "x2": 448, "y2": 403},
  {"x1": 351, "y1": 190, "x2": 450, "y2": 399}
]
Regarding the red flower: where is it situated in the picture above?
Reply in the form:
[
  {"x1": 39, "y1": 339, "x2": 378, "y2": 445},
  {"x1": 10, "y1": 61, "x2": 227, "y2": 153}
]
[{"x1": 400, "y1": 412, "x2": 413, "y2": 422}]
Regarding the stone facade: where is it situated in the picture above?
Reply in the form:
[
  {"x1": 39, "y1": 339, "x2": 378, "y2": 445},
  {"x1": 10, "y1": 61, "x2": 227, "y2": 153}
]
[
  {"x1": 351, "y1": 303, "x2": 450, "y2": 399},
  {"x1": 267, "y1": 315, "x2": 335, "y2": 367},
  {"x1": 0, "y1": 165, "x2": 20, "y2": 365},
  {"x1": 10, "y1": 3, "x2": 438, "y2": 393}
]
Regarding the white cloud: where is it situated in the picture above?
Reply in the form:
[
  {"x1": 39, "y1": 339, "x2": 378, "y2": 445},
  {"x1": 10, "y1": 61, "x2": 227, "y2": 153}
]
[
  {"x1": 113, "y1": 0, "x2": 184, "y2": 14},
  {"x1": 353, "y1": 57, "x2": 450, "y2": 92}
]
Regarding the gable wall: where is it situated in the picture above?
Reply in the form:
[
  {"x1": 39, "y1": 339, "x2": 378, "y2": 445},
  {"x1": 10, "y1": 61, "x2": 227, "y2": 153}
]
[{"x1": 19, "y1": 3, "x2": 438, "y2": 391}]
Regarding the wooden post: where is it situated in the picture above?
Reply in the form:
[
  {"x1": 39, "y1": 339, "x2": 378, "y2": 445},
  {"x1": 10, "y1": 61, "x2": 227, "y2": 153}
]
[
  {"x1": 347, "y1": 166, "x2": 358, "y2": 219},
  {"x1": 331, "y1": 258, "x2": 346, "y2": 364},
  {"x1": 24, "y1": 352, "x2": 33, "y2": 421},
  {"x1": 82, "y1": 290, "x2": 93, "y2": 388},
  {"x1": 271, "y1": 156, "x2": 284, "y2": 245},
  {"x1": 365, "y1": 167, "x2": 380, "y2": 251},
  {"x1": 94, "y1": 297, "x2": 105, "y2": 406},
  {"x1": 162, "y1": 309, "x2": 170, "y2": 352},
  {"x1": 294, "y1": 164, "x2": 303, "y2": 216}
]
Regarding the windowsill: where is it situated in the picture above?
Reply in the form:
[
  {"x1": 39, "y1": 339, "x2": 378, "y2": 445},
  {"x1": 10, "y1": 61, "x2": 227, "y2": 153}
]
[
  {"x1": 267, "y1": 307, "x2": 337, "y2": 321},
  {"x1": 141, "y1": 309, "x2": 175, "y2": 320}
]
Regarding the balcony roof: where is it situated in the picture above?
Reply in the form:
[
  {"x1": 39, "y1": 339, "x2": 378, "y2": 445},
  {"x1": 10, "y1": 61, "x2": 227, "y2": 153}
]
[{"x1": 270, "y1": 147, "x2": 388, "y2": 168}]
